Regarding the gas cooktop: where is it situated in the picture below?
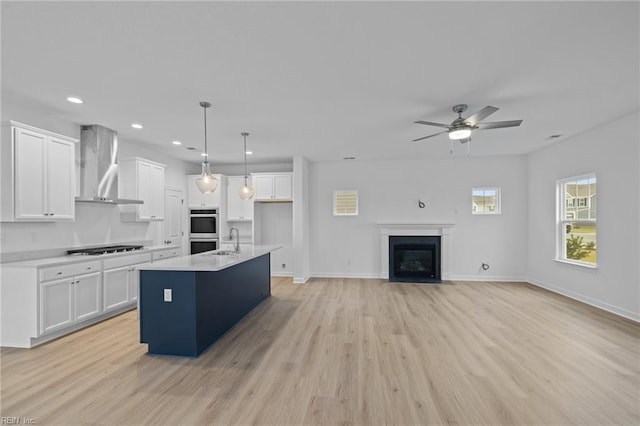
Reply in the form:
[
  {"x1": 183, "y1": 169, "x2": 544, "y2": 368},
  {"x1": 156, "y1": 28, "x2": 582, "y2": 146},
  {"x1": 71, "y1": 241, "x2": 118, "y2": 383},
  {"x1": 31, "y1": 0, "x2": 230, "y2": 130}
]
[{"x1": 67, "y1": 245, "x2": 144, "y2": 256}]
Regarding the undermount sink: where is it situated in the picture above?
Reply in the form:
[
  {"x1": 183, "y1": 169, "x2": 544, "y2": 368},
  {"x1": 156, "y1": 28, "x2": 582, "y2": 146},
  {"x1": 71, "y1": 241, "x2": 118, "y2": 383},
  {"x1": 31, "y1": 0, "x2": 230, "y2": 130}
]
[{"x1": 208, "y1": 250, "x2": 237, "y2": 256}]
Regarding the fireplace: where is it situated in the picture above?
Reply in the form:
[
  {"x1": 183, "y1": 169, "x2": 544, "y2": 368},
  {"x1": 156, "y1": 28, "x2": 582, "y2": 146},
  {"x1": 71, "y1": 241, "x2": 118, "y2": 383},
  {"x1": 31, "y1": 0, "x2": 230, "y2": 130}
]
[{"x1": 389, "y1": 236, "x2": 441, "y2": 283}]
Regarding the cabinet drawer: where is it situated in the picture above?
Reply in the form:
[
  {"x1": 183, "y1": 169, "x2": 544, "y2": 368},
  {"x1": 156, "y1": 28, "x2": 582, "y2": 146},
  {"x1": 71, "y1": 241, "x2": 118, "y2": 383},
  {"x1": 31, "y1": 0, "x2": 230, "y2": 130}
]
[
  {"x1": 153, "y1": 248, "x2": 182, "y2": 261},
  {"x1": 103, "y1": 252, "x2": 152, "y2": 270},
  {"x1": 40, "y1": 260, "x2": 101, "y2": 282}
]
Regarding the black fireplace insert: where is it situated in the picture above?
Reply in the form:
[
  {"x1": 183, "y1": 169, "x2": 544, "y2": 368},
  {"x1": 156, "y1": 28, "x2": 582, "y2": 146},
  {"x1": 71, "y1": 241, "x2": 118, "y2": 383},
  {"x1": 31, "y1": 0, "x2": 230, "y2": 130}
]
[{"x1": 389, "y1": 235, "x2": 441, "y2": 283}]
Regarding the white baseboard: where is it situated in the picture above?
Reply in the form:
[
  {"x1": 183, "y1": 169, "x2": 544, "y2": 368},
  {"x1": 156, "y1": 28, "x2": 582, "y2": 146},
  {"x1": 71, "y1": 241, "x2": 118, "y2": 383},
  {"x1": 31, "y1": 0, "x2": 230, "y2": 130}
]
[
  {"x1": 293, "y1": 275, "x2": 310, "y2": 284},
  {"x1": 271, "y1": 272, "x2": 293, "y2": 278},
  {"x1": 311, "y1": 272, "x2": 382, "y2": 280},
  {"x1": 524, "y1": 276, "x2": 640, "y2": 323},
  {"x1": 448, "y1": 275, "x2": 524, "y2": 282}
]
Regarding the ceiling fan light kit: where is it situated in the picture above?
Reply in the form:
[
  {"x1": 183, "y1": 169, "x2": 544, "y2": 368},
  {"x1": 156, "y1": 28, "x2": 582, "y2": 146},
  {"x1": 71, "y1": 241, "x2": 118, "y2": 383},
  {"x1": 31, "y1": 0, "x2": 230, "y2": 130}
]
[
  {"x1": 413, "y1": 104, "x2": 523, "y2": 151},
  {"x1": 449, "y1": 128, "x2": 472, "y2": 140}
]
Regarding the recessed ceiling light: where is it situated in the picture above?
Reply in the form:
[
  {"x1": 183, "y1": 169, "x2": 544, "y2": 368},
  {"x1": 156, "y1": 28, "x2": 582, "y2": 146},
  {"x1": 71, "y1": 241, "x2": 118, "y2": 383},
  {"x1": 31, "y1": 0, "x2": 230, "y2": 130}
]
[
  {"x1": 172, "y1": 140, "x2": 182, "y2": 145},
  {"x1": 66, "y1": 97, "x2": 83, "y2": 104},
  {"x1": 245, "y1": 151, "x2": 253, "y2": 155},
  {"x1": 131, "y1": 123, "x2": 143, "y2": 129}
]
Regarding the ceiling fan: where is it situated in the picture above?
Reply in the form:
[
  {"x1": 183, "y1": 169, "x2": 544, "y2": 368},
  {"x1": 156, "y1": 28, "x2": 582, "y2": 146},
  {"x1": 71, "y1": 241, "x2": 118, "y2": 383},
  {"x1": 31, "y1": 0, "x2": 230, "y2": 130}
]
[{"x1": 413, "y1": 104, "x2": 523, "y2": 143}]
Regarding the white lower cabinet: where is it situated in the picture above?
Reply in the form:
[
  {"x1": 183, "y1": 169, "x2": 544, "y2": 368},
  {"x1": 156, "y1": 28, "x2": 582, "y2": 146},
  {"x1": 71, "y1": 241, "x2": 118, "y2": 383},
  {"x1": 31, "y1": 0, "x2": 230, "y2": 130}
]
[
  {"x1": 103, "y1": 252, "x2": 152, "y2": 312},
  {"x1": 40, "y1": 270, "x2": 101, "y2": 336},
  {"x1": 1, "y1": 250, "x2": 161, "y2": 348},
  {"x1": 103, "y1": 266, "x2": 132, "y2": 312}
]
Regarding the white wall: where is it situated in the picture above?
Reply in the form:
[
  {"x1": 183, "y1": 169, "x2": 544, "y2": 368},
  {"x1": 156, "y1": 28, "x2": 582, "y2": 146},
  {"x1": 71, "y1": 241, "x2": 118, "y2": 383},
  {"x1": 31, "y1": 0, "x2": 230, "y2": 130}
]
[
  {"x1": 526, "y1": 112, "x2": 640, "y2": 321},
  {"x1": 254, "y1": 202, "x2": 293, "y2": 276},
  {"x1": 308, "y1": 156, "x2": 528, "y2": 280},
  {"x1": 1, "y1": 104, "x2": 192, "y2": 254}
]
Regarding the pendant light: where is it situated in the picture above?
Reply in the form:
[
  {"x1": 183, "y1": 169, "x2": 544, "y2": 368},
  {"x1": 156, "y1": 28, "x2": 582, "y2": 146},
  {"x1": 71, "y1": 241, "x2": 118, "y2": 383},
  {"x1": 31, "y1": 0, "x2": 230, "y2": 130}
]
[
  {"x1": 239, "y1": 132, "x2": 255, "y2": 200},
  {"x1": 195, "y1": 101, "x2": 219, "y2": 194}
]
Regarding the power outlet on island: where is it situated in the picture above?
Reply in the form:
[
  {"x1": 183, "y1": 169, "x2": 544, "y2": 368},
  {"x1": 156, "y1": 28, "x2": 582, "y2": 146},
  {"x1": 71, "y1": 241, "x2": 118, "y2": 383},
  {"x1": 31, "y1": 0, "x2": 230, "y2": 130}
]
[{"x1": 164, "y1": 289, "x2": 172, "y2": 302}]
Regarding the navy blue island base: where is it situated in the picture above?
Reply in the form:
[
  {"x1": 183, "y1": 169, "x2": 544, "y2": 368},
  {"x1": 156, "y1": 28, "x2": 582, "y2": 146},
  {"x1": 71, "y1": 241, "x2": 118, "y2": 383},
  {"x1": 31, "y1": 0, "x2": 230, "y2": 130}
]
[{"x1": 139, "y1": 253, "x2": 271, "y2": 357}]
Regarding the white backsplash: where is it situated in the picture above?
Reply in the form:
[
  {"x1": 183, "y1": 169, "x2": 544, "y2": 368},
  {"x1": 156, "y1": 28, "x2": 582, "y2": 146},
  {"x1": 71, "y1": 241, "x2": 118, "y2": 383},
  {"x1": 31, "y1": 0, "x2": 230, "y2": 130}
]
[{"x1": 0, "y1": 203, "x2": 157, "y2": 261}]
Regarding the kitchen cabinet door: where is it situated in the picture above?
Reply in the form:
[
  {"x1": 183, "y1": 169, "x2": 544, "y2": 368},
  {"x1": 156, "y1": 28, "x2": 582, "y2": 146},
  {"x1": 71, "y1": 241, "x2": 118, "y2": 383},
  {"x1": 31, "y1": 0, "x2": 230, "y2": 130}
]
[
  {"x1": 149, "y1": 164, "x2": 165, "y2": 220},
  {"x1": 137, "y1": 162, "x2": 164, "y2": 220},
  {"x1": 45, "y1": 136, "x2": 76, "y2": 220},
  {"x1": 273, "y1": 174, "x2": 293, "y2": 200},
  {"x1": 227, "y1": 176, "x2": 253, "y2": 220},
  {"x1": 253, "y1": 175, "x2": 274, "y2": 201},
  {"x1": 40, "y1": 278, "x2": 73, "y2": 335},
  {"x1": 103, "y1": 266, "x2": 130, "y2": 312},
  {"x1": 14, "y1": 127, "x2": 47, "y2": 220},
  {"x1": 74, "y1": 272, "x2": 101, "y2": 322}
]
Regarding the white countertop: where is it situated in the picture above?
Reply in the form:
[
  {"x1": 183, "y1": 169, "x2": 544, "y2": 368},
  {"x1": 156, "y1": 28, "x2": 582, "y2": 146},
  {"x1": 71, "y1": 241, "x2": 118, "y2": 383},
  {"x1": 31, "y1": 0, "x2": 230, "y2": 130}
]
[
  {"x1": 138, "y1": 245, "x2": 281, "y2": 272},
  {"x1": 2, "y1": 245, "x2": 180, "y2": 268}
]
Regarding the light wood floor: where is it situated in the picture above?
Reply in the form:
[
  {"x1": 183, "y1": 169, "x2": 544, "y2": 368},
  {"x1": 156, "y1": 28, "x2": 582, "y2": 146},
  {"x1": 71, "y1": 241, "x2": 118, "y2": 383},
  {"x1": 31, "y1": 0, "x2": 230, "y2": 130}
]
[{"x1": 1, "y1": 278, "x2": 639, "y2": 425}]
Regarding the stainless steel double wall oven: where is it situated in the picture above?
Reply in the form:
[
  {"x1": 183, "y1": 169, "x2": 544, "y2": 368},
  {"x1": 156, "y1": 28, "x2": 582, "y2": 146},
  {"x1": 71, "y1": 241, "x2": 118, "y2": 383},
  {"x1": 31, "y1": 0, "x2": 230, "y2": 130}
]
[{"x1": 189, "y1": 208, "x2": 218, "y2": 254}]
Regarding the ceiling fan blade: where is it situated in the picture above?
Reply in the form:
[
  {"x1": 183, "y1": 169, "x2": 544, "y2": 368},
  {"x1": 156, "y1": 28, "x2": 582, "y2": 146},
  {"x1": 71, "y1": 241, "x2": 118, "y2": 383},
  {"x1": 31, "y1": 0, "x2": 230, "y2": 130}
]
[
  {"x1": 475, "y1": 120, "x2": 523, "y2": 130},
  {"x1": 412, "y1": 131, "x2": 447, "y2": 142},
  {"x1": 465, "y1": 106, "x2": 499, "y2": 126},
  {"x1": 414, "y1": 120, "x2": 450, "y2": 128}
]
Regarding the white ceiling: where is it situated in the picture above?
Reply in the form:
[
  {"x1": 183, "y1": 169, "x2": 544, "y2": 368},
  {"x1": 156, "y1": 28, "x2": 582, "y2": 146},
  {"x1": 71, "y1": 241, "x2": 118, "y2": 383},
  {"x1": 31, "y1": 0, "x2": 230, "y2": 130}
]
[{"x1": 2, "y1": 1, "x2": 638, "y2": 166}]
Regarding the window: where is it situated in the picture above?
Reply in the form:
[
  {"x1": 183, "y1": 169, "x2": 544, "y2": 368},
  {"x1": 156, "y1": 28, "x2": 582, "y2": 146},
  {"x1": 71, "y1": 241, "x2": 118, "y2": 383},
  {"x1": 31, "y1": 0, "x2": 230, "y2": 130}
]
[
  {"x1": 472, "y1": 187, "x2": 501, "y2": 214},
  {"x1": 557, "y1": 174, "x2": 597, "y2": 266},
  {"x1": 333, "y1": 190, "x2": 358, "y2": 216}
]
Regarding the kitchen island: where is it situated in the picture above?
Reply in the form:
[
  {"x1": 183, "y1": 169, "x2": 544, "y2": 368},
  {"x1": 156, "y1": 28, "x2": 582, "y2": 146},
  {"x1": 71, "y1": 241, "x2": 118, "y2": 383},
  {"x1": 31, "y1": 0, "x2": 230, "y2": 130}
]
[{"x1": 138, "y1": 245, "x2": 280, "y2": 357}]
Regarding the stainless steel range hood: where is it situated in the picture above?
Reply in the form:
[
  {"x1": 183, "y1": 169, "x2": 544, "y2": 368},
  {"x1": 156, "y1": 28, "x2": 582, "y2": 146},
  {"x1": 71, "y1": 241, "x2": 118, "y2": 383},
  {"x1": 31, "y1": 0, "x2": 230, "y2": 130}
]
[{"x1": 75, "y1": 125, "x2": 143, "y2": 204}]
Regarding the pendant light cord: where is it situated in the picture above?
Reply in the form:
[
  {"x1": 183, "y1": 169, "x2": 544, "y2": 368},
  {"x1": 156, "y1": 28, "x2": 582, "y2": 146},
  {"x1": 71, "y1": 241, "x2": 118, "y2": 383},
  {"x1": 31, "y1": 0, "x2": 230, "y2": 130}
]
[
  {"x1": 242, "y1": 132, "x2": 249, "y2": 186},
  {"x1": 203, "y1": 105, "x2": 208, "y2": 162},
  {"x1": 200, "y1": 101, "x2": 211, "y2": 163}
]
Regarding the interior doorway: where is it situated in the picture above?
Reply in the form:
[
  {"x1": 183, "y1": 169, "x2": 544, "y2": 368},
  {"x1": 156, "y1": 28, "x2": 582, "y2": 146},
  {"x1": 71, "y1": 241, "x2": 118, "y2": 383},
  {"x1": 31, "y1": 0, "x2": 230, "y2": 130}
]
[{"x1": 164, "y1": 187, "x2": 184, "y2": 246}]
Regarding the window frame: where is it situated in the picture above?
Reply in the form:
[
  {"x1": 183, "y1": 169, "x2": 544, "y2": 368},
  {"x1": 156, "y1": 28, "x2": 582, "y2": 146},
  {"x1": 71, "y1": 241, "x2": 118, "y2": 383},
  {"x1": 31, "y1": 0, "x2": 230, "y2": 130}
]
[
  {"x1": 471, "y1": 187, "x2": 501, "y2": 215},
  {"x1": 556, "y1": 173, "x2": 597, "y2": 268}
]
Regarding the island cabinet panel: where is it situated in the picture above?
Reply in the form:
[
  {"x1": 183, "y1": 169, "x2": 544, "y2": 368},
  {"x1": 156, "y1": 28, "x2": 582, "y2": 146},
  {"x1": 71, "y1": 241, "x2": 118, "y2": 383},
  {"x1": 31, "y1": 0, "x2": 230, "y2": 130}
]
[{"x1": 139, "y1": 254, "x2": 271, "y2": 357}]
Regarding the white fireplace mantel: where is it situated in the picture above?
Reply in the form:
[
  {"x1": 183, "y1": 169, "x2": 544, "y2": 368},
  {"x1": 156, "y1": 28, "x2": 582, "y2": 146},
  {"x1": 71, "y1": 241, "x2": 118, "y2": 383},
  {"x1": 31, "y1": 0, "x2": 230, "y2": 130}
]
[{"x1": 377, "y1": 223, "x2": 454, "y2": 281}]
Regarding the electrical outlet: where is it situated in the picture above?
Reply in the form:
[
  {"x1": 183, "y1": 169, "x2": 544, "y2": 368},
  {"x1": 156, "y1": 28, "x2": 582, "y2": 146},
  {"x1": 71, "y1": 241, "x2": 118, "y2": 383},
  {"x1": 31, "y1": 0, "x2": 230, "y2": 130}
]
[
  {"x1": 281, "y1": 263, "x2": 286, "y2": 268},
  {"x1": 164, "y1": 289, "x2": 172, "y2": 302},
  {"x1": 30, "y1": 232, "x2": 38, "y2": 243}
]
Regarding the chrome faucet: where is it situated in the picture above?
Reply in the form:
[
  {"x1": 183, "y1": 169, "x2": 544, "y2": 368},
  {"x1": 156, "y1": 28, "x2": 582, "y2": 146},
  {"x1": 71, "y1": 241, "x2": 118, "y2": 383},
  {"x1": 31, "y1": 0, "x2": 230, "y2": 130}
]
[{"x1": 229, "y1": 227, "x2": 240, "y2": 254}]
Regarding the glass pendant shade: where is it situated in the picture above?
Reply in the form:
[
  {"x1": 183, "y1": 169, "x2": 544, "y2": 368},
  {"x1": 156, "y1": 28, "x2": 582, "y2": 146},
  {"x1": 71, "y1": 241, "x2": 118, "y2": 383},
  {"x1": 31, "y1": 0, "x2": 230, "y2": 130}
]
[
  {"x1": 239, "y1": 182, "x2": 255, "y2": 200},
  {"x1": 449, "y1": 128, "x2": 472, "y2": 140},
  {"x1": 196, "y1": 162, "x2": 219, "y2": 194}
]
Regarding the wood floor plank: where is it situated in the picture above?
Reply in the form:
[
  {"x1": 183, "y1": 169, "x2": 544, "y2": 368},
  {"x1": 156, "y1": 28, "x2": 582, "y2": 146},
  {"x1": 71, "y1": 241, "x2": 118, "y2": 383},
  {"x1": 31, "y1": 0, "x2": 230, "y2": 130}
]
[{"x1": 1, "y1": 278, "x2": 639, "y2": 425}]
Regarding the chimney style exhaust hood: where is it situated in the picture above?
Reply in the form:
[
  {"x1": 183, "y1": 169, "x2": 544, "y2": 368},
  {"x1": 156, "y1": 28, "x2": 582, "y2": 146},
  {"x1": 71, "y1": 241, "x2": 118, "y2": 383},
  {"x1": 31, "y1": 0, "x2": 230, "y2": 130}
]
[{"x1": 75, "y1": 125, "x2": 143, "y2": 204}]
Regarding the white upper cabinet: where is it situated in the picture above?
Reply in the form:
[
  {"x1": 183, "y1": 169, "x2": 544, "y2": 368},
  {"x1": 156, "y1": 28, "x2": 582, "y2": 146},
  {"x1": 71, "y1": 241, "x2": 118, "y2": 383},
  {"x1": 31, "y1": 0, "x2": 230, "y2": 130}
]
[
  {"x1": 187, "y1": 174, "x2": 222, "y2": 208},
  {"x1": 1, "y1": 122, "x2": 77, "y2": 221},
  {"x1": 226, "y1": 176, "x2": 254, "y2": 221},
  {"x1": 119, "y1": 158, "x2": 166, "y2": 221},
  {"x1": 252, "y1": 173, "x2": 293, "y2": 201}
]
